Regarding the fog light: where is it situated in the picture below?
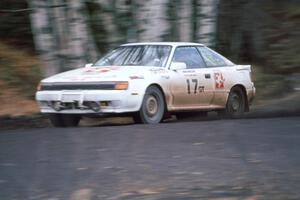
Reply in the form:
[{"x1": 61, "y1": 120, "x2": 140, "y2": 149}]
[
  {"x1": 100, "y1": 101, "x2": 109, "y2": 107},
  {"x1": 52, "y1": 101, "x2": 62, "y2": 111},
  {"x1": 89, "y1": 102, "x2": 100, "y2": 112}
]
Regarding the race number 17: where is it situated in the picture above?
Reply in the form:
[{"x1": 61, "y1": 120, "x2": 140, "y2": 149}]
[{"x1": 186, "y1": 79, "x2": 204, "y2": 94}]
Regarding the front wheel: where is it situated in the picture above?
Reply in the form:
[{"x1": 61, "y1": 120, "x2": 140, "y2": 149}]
[
  {"x1": 48, "y1": 114, "x2": 81, "y2": 127},
  {"x1": 218, "y1": 87, "x2": 246, "y2": 118},
  {"x1": 134, "y1": 86, "x2": 165, "y2": 124}
]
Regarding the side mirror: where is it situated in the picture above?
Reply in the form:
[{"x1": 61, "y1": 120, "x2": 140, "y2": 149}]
[
  {"x1": 170, "y1": 62, "x2": 187, "y2": 71},
  {"x1": 85, "y1": 63, "x2": 93, "y2": 68}
]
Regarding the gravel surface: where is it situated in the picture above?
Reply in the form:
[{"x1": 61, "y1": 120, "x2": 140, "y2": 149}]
[{"x1": 0, "y1": 117, "x2": 300, "y2": 199}]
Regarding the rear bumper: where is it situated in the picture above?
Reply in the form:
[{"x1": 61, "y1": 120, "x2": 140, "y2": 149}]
[{"x1": 36, "y1": 90, "x2": 143, "y2": 114}]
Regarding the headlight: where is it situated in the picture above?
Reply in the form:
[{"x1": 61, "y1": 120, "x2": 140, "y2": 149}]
[{"x1": 114, "y1": 81, "x2": 129, "y2": 90}]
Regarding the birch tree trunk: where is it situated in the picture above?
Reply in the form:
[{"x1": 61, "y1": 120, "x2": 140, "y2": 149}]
[
  {"x1": 197, "y1": 0, "x2": 219, "y2": 47},
  {"x1": 28, "y1": 0, "x2": 61, "y2": 77},
  {"x1": 66, "y1": 0, "x2": 98, "y2": 69},
  {"x1": 91, "y1": 0, "x2": 117, "y2": 50},
  {"x1": 28, "y1": 0, "x2": 98, "y2": 77},
  {"x1": 190, "y1": 0, "x2": 200, "y2": 42},
  {"x1": 179, "y1": 0, "x2": 192, "y2": 42},
  {"x1": 28, "y1": 0, "x2": 221, "y2": 78},
  {"x1": 137, "y1": 0, "x2": 170, "y2": 42}
]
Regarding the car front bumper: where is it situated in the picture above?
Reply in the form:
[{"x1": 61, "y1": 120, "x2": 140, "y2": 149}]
[{"x1": 36, "y1": 90, "x2": 143, "y2": 114}]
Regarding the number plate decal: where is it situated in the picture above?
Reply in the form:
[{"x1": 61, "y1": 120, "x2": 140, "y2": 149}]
[{"x1": 62, "y1": 94, "x2": 82, "y2": 102}]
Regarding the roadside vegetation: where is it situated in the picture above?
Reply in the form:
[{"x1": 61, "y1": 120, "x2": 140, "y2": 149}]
[
  {"x1": 0, "y1": 0, "x2": 299, "y2": 117},
  {"x1": 0, "y1": 42, "x2": 40, "y2": 99},
  {"x1": 0, "y1": 42, "x2": 40, "y2": 116},
  {"x1": 253, "y1": 67, "x2": 293, "y2": 102}
]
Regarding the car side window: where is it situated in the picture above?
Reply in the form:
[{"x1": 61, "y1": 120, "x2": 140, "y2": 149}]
[
  {"x1": 172, "y1": 47, "x2": 206, "y2": 69},
  {"x1": 197, "y1": 47, "x2": 233, "y2": 67}
]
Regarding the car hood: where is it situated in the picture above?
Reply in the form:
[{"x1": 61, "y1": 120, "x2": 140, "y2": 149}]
[{"x1": 41, "y1": 66, "x2": 165, "y2": 83}]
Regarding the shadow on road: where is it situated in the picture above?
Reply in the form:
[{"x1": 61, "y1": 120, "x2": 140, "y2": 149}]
[{"x1": 1, "y1": 108, "x2": 300, "y2": 131}]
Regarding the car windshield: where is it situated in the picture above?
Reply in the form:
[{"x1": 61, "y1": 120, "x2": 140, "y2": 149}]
[{"x1": 94, "y1": 45, "x2": 171, "y2": 67}]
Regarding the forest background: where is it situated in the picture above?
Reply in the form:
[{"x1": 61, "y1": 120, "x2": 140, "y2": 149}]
[{"x1": 0, "y1": 0, "x2": 299, "y2": 117}]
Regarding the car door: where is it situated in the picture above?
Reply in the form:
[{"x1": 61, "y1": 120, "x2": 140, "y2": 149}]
[
  {"x1": 169, "y1": 46, "x2": 214, "y2": 109},
  {"x1": 197, "y1": 46, "x2": 237, "y2": 107}
]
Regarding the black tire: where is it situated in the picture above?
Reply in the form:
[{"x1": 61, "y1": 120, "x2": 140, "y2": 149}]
[
  {"x1": 62, "y1": 114, "x2": 81, "y2": 127},
  {"x1": 132, "y1": 113, "x2": 142, "y2": 124},
  {"x1": 48, "y1": 114, "x2": 64, "y2": 127},
  {"x1": 218, "y1": 87, "x2": 246, "y2": 118},
  {"x1": 135, "y1": 86, "x2": 165, "y2": 124},
  {"x1": 48, "y1": 114, "x2": 81, "y2": 127}
]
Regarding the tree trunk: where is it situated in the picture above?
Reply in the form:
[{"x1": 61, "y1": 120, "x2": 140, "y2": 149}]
[
  {"x1": 28, "y1": 0, "x2": 98, "y2": 77},
  {"x1": 65, "y1": 0, "x2": 98, "y2": 70},
  {"x1": 191, "y1": 0, "x2": 200, "y2": 41},
  {"x1": 179, "y1": 0, "x2": 192, "y2": 42},
  {"x1": 197, "y1": 0, "x2": 219, "y2": 47},
  {"x1": 137, "y1": 0, "x2": 170, "y2": 42},
  {"x1": 28, "y1": 0, "x2": 61, "y2": 77}
]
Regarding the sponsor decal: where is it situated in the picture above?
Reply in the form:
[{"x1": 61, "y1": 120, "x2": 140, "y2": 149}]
[
  {"x1": 182, "y1": 70, "x2": 196, "y2": 77},
  {"x1": 182, "y1": 70, "x2": 196, "y2": 73},
  {"x1": 161, "y1": 75, "x2": 170, "y2": 79},
  {"x1": 85, "y1": 66, "x2": 120, "y2": 74},
  {"x1": 184, "y1": 73, "x2": 197, "y2": 77},
  {"x1": 69, "y1": 77, "x2": 86, "y2": 81},
  {"x1": 149, "y1": 68, "x2": 166, "y2": 74},
  {"x1": 214, "y1": 72, "x2": 225, "y2": 89},
  {"x1": 129, "y1": 75, "x2": 144, "y2": 80}
]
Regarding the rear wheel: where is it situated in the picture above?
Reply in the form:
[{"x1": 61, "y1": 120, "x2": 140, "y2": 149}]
[
  {"x1": 218, "y1": 87, "x2": 246, "y2": 118},
  {"x1": 134, "y1": 86, "x2": 165, "y2": 124},
  {"x1": 48, "y1": 114, "x2": 81, "y2": 127}
]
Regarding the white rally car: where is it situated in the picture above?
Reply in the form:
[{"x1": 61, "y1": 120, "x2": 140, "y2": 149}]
[{"x1": 36, "y1": 42, "x2": 255, "y2": 127}]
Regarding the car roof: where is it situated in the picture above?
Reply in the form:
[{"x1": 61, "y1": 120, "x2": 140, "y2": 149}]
[{"x1": 121, "y1": 42, "x2": 205, "y2": 47}]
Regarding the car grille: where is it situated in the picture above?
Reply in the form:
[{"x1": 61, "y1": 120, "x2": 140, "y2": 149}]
[{"x1": 40, "y1": 82, "x2": 115, "y2": 91}]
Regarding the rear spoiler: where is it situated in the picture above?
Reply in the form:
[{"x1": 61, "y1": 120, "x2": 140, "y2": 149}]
[{"x1": 235, "y1": 65, "x2": 251, "y2": 71}]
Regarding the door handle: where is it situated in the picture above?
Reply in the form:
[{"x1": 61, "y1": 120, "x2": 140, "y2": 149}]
[{"x1": 205, "y1": 74, "x2": 211, "y2": 79}]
